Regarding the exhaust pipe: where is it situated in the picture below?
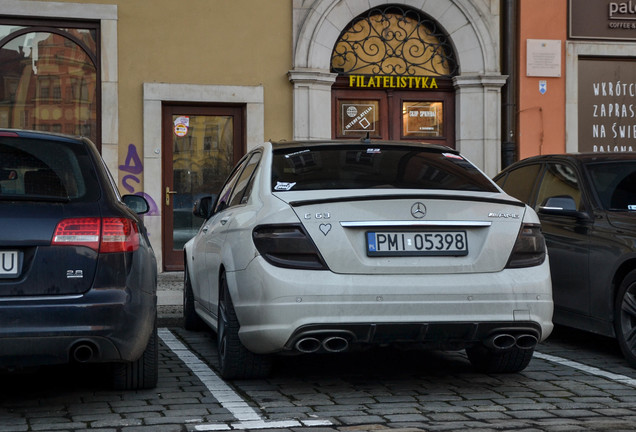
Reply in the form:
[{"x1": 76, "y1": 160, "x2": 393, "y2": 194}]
[
  {"x1": 295, "y1": 337, "x2": 321, "y2": 353},
  {"x1": 322, "y1": 336, "x2": 349, "y2": 353},
  {"x1": 71, "y1": 343, "x2": 96, "y2": 363},
  {"x1": 484, "y1": 333, "x2": 516, "y2": 350},
  {"x1": 515, "y1": 334, "x2": 538, "y2": 350}
]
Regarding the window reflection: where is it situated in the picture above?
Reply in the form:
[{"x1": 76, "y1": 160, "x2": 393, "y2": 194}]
[{"x1": 0, "y1": 28, "x2": 97, "y2": 144}]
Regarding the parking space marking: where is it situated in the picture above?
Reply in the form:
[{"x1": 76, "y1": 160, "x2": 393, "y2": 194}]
[
  {"x1": 159, "y1": 328, "x2": 333, "y2": 430},
  {"x1": 535, "y1": 351, "x2": 636, "y2": 387}
]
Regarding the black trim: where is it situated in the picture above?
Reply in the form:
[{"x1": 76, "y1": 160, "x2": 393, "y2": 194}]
[{"x1": 288, "y1": 194, "x2": 526, "y2": 208}]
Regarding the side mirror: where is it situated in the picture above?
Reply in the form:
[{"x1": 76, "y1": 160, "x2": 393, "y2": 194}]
[
  {"x1": 193, "y1": 195, "x2": 214, "y2": 219},
  {"x1": 122, "y1": 194, "x2": 150, "y2": 214},
  {"x1": 538, "y1": 195, "x2": 589, "y2": 220}
]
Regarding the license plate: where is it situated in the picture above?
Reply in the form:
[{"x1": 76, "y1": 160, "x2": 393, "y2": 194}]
[
  {"x1": 0, "y1": 250, "x2": 20, "y2": 277},
  {"x1": 366, "y1": 231, "x2": 468, "y2": 256}
]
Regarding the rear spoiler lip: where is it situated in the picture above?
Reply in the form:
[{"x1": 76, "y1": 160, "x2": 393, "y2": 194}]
[{"x1": 287, "y1": 194, "x2": 525, "y2": 208}]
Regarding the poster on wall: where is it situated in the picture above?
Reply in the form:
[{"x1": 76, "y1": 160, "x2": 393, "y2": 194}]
[{"x1": 578, "y1": 58, "x2": 636, "y2": 153}]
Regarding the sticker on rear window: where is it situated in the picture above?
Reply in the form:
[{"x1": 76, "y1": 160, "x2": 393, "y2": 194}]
[
  {"x1": 284, "y1": 150, "x2": 310, "y2": 159},
  {"x1": 366, "y1": 148, "x2": 381, "y2": 154},
  {"x1": 275, "y1": 181, "x2": 297, "y2": 191},
  {"x1": 442, "y1": 152, "x2": 463, "y2": 160}
]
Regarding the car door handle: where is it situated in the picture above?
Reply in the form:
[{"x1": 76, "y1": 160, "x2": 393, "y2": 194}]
[
  {"x1": 220, "y1": 217, "x2": 230, "y2": 225},
  {"x1": 201, "y1": 226, "x2": 209, "y2": 233}
]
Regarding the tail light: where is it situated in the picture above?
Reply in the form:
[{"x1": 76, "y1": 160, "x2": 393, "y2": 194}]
[
  {"x1": 253, "y1": 224, "x2": 328, "y2": 270},
  {"x1": 505, "y1": 224, "x2": 546, "y2": 268},
  {"x1": 52, "y1": 217, "x2": 140, "y2": 253}
]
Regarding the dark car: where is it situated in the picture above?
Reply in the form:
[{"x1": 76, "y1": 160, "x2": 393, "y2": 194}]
[
  {"x1": 494, "y1": 153, "x2": 636, "y2": 366},
  {"x1": 0, "y1": 129, "x2": 158, "y2": 389}
]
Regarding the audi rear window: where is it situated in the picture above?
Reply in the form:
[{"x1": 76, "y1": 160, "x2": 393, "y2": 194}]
[
  {"x1": 272, "y1": 145, "x2": 498, "y2": 193},
  {"x1": 0, "y1": 137, "x2": 99, "y2": 202}
]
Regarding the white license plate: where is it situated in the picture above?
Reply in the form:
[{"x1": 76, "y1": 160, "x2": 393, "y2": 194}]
[
  {"x1": 366, "y1": 231, "x2": 468, "y2": 256},
  {"x1": 0, "y1": 250, "x2": 20, "y2": 277}
]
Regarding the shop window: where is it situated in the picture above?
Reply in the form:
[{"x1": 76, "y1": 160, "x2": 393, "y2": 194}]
[
  {"x1": 402, "y1": 101, "x2": 444, "y2": 138},
  {"x1": 0, "y1": 21, "x2": 100, "y2": 148},
  {"x1": 336, "y1": 99, "x2": 381, "y2": 138}
]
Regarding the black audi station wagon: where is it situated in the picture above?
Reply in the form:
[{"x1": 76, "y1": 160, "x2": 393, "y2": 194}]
[{"x1": 0, "y1": 129, "x2": 158, "y2": 390}]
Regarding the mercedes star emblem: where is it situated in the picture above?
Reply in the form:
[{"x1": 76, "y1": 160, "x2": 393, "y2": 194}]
[{"x1": 410, "y1": 202, "x2": 426, "y2": 218}]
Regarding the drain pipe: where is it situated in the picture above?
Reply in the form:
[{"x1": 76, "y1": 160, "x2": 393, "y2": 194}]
[{"x1": 501, "y1": 0, "x2": 518, "y2": 168}]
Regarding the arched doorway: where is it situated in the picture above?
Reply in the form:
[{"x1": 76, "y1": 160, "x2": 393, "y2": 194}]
[
  {"x1": 330, "y1": 5, "x2": 458, "y2": 147},
  {"x1": 290, "y1": 0, "x2": 506, "y2": 176}
]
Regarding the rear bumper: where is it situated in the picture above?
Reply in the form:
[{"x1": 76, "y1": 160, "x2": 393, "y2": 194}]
[
  {"x1": 0, "y1": 287, "x2": 156, "y2": 367},
  {"x1": 227, "y1": 257, "x2": 553, "y2": 354}
]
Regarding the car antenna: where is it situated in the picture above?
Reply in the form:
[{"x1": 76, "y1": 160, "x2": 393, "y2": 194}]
[{"x1": 360, "y1": 132, "x2": 371, "y2": 144}]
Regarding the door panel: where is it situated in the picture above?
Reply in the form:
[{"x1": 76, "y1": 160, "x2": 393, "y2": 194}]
[{"x1": 162, "y1": 105, "x2": 244, "y2": 271}]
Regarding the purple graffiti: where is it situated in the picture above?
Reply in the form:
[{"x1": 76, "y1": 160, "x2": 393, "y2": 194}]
[
  {"x1": 121, "y1": 174, "x2": 139, "y2": 193},
  {"x1": 119, "y1": 143, "x2": 158, "y2": 216},
  {"x1": 119, "y1": 143, "x2": 143, "y2": 174}
]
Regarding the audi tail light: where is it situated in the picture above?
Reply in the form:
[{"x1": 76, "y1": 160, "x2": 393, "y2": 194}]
[{"x1": 52, "y1": 217, "x2": 140, "y2": 253}]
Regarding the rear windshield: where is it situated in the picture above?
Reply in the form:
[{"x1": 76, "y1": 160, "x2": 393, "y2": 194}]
[
  {"x1": 0, "y1": 136, "x2": 99, "y2": 202},
  {"x1": 272, "y1": 145, "x2": 498, "y2": 193},
  {"x1": 586, "y1": 161, "x2": 636, "y2": 211}
]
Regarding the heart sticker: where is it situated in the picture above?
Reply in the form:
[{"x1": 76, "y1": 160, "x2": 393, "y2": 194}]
[{"x1": 319, "y1": 223, "x2": 332, "y2": 236}]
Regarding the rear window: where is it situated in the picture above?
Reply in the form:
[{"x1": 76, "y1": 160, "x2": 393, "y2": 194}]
[
  {"x1": 272, "y1": 145, "x2": 498, "y2": 193},
  {"x1": 0, "y1": 136, "x2": 99, "y2": 202}
]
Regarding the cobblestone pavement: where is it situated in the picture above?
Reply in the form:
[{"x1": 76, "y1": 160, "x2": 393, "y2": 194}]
[{"x1": 2, "y1": 273, "x2": 636, "y2": 431}]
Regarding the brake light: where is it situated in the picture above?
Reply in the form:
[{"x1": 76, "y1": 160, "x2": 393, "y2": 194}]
[
  {"x1": 253, "y1": 224, "x2": 328, "y2": 270},
  {"x1": 505, "y1": 224, "x2": 546, "y2": 268},
  {"x1": 101, "y1": 218, "x2": 140, "y2": 253},
  {"x1": 52, "y1": 217, "x2": 140, "y2": 253}
]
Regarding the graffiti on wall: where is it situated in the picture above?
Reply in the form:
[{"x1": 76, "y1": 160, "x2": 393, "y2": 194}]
[{"x1": 119, "y1": 143, "x2": 159, "y2": 215}]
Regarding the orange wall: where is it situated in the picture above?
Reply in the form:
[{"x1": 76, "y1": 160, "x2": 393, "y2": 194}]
[{"x1": 518, "y1": 0, "x2": 567, "y2": 159}]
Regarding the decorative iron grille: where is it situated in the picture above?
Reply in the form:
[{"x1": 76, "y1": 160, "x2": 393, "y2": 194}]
[{"x1": 331, "y1": 5, "x2": 458, "y2": 77}]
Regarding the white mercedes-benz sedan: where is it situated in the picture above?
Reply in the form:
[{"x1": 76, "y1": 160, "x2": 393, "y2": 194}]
[{"x1": 183, "y1": 140, "x2": 553, "y2": 379}]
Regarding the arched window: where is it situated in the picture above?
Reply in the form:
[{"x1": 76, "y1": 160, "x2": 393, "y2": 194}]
[
  {"x1": 0, "y1": 22, "x2": 99, "y2": 148},
  {"x1": 331, "y1": 5, "x2": 458, "y2": 77}
]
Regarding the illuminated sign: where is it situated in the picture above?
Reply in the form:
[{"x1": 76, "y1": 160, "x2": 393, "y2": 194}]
[{"x1": 348, "y1": 75, "x2": 439, "y2": 90}]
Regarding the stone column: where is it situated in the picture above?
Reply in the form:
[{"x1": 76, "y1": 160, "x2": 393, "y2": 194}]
[
  {"x1": 453, "y1": 74, "x2": 507, "y2": 177},
  {"x1": 288, "y1": 68, "x2": 338, "y2": 141}
]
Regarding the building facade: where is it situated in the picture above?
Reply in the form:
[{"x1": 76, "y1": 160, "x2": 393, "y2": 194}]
[
  {"x1": 0, "y1": 0, "x2": 505, "y2": 271},
  {"x1": 518, "y1": 0, "x2": 636, "y2": 159}
]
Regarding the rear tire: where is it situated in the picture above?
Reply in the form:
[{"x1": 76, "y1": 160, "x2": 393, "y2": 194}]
[
  {"x1": 217, "y1": 273, "x2": 272, "y2": 379},
  {"x1": 183, "y1": 267, "x2": 205, "y2": 331},
  {"x1": 111, "y1": 319, "x2": 159, "y2": 390},
  {"x1": 466, "y1": 344, "x2": 534, "y2": 373},
  {"x1": 614, "y1": 270, "x2": 636, "y2": 367}
]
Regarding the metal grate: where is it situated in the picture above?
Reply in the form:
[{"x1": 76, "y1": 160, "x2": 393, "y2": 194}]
[{"x1": 331, "y1": 5, "x2": 458, "y2": 77}]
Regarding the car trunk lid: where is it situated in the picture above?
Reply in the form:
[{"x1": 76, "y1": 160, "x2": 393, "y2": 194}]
[
  {"x1": 276, "y1": 190, "x2": 526, "y2": 275},
  {"x1": 0, "y1": 202, "x2": 100, "y2": 296}
]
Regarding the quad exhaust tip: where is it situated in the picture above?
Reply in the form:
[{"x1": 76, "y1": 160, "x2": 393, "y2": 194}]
[
  {"x1": 485, "y1": 333, "x2": 538, "y2": 351},
  {"x1": 294, "y1": 335, "x2": 350, "y2": 353}
]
